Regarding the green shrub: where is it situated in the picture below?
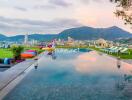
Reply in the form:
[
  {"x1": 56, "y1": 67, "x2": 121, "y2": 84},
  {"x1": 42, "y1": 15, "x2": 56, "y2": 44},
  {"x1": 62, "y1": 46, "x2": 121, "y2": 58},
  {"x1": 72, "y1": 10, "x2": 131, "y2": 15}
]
[{"x1": 11, "y1": 46, "x2": 24, "y2": 60}]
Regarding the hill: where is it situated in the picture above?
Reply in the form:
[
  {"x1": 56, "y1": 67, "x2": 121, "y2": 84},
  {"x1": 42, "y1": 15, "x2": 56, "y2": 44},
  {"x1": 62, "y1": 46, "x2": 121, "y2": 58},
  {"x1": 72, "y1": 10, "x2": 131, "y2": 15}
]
[
  {"x1": 0, "y1": 34, "x2": 7, "y2": 40},
  {"x1": 6, "y1": 34, "x2": 57, "y2": 42},
  {"x1": 58, "y1": 26, "x2": 132, "y2": 40},
  {"x1": 0, "y1": 26, "x2": 131, "y2": 41}
]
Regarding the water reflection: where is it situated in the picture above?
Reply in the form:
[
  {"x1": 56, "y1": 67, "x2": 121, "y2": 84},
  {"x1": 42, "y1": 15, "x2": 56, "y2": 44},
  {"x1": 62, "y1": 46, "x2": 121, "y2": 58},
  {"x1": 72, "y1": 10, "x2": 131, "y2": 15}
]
[
  {"x1": 117, "y1": 57, "x2": 121, "y2": 69},
  {"x1": 47, "y1": 51, "x2": 57, "y2": 60},
  {"x1": 73, "y1": 51, "x2": 132, "y2": 97},
  {"x1": 74, "y1": 51, "x2": 132, "y2": 75},
  {"x1": 4, "y1": 50, "x2": 132, "y2": 100},
  {"x1": 34, "y1": 58, "x2": 38, "y2": 69},
  {"x1": 124, "y1": 74, "x2": 132, "y2": 82}
]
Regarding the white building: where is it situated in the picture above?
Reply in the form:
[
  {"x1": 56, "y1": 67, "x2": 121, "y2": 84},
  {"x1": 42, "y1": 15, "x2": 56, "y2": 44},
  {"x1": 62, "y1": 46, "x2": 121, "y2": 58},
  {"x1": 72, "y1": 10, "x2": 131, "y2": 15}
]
[
  {"x1": 24, "y1": 33, "x2": 28, "y2": 45},
  {"x1": 68, "y1": 37, "x2": 74, "y2": 42}
]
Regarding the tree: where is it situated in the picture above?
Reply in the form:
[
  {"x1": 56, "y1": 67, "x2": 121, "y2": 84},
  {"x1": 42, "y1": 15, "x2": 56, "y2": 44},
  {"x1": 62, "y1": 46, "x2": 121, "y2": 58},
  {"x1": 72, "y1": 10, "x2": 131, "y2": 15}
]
[
  {"x1": 110, "y1": 0, "x2": 132, "y2": 26},
  {"x1": 11, "y1": 46, "x2": 24, "y2": 60}
]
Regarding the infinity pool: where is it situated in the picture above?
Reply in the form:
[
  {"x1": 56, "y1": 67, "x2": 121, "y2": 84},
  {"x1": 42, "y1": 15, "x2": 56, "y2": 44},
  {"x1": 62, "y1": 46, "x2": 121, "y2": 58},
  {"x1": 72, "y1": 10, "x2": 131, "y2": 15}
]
[{"x1": 4, "y1": 49, "x2": 132, "y2": 100}]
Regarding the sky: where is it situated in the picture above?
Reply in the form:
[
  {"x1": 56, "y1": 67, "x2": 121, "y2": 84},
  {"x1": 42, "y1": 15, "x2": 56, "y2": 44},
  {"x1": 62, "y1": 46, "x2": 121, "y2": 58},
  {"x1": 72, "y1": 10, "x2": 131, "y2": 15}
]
[{"x1": 0, "y1": 0, "x2": 131, "y2": 36}]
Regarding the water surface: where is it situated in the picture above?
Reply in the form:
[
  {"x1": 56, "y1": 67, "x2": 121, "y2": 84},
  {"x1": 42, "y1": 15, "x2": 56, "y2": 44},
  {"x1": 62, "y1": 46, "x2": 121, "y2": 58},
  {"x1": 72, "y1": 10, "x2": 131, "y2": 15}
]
[{"x1": 4, "y1": 49, "x2": 132, "y2": 100}]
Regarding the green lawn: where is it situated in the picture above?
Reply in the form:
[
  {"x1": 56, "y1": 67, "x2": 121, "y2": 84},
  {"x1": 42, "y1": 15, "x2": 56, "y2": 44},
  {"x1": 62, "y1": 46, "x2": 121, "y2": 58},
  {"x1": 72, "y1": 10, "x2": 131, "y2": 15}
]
[
  {"x1": 0, "y1": 48, "x2": 13, "y2": 58},
  {"x1": 110, "y1": 49, "x2": 132, "y2": 59},
  {"x1": 0, "y1": 47, "x2": 44, "y2": 59},
  {"x1": 0, "y1": 46, "x2": 131, "y2": 59},
  {"x1": 88, "y1": 46, "x2": 132, "y2": 59}
]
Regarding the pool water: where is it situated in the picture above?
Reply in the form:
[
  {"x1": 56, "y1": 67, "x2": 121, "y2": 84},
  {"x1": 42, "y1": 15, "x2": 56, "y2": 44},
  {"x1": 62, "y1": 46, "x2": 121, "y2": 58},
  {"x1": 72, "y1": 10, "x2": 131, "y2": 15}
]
[{"x1": 4, "y1": 49, "x2": 132, "y2": 100}]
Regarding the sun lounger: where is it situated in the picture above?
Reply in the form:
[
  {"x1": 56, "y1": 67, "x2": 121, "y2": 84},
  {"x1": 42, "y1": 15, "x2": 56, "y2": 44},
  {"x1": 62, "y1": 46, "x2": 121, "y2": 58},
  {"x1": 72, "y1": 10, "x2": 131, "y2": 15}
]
[
  {"x1": 101, "y1": 46, "x2": 115, "y2": 52},
  {"x1": 109, "y1": 47, "x2": 123, "y2": 53},
  {"x1": 108, "y1": 47, "x2": 118, "y2": 53},
  {"x1": 120, "y1": 48, "x2": 128, "y2": 54}
]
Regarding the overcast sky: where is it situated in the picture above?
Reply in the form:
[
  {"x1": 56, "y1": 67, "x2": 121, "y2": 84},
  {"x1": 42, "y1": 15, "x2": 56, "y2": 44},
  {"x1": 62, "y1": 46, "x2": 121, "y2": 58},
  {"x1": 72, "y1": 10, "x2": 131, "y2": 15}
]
[{"x1": 0, "y1": 0, "x2": 131, "y2": 36}]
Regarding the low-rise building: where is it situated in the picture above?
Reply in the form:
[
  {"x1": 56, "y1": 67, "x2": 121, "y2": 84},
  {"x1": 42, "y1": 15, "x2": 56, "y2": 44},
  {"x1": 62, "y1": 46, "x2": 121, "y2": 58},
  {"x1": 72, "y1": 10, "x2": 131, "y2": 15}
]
[{"x1": 96, "y1": 38, "x2": 108, "y2": 48}]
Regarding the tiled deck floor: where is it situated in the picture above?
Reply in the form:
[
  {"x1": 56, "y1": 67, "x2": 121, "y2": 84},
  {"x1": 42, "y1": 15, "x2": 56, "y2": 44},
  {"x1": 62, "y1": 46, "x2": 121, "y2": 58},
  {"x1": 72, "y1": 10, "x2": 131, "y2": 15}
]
[
  {"x1": 0, "y1": 52, "x2": 44, "y2": 91},
  {"x1": 0, "y1": 60, "x2": 35, "y2": 91}
]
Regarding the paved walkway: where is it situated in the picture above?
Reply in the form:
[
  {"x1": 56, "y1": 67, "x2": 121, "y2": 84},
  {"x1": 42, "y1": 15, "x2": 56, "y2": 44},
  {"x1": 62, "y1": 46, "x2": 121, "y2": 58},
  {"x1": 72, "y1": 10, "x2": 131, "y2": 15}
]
[
  {"x1": 0, "y1": 52, "x2": 44, "y2": 92},
  {"x1": 0, "y1": 60, "x2": 34, "y2": 91}
]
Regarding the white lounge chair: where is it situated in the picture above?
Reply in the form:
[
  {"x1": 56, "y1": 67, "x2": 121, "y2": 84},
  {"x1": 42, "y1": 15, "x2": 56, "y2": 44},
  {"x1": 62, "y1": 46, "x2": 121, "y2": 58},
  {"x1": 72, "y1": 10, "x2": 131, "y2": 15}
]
[
  {"x1": 109, "y1": 47, "x2": 123, "y2": 54},
  {"x1": 120, "y1": 48, "x2": 128, "y2": 54}
]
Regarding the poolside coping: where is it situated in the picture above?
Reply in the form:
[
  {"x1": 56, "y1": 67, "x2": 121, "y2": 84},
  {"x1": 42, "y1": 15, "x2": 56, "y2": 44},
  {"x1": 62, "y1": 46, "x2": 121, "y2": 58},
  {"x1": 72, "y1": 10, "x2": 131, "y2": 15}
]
[
  {"x1": 0, "y1": 60, "x2": 34, "y2": 91},
  {"x1": 0, "y1": 52, "x2": 44, "y2": 92}
]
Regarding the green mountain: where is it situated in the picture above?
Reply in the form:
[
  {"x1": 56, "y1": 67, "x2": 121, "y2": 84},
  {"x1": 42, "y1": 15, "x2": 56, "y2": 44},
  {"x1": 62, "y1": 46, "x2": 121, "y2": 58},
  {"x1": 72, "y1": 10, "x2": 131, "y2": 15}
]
[
  {"x1": 6, "y1": 34, "x2": 57, "y2": 42},
  {"x1": 115, "y1": 38, "x2": 132, "y2": 44},
  {"x1": 0, "y1": 34, "x2": 7, "y2": 40},
  {"x1": 58, "y1": 26, "x2": 132, "y2": 40},
  {"x1": 0, "y1": 26, "x2": 132, "y2": 42}
]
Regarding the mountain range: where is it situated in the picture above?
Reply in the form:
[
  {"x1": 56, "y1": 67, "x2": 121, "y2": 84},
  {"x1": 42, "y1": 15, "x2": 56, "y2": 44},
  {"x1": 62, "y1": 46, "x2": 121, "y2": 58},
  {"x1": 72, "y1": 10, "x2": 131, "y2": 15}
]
[{"x1": 0, "y1": 26, "x2": 132, "y2": 42}]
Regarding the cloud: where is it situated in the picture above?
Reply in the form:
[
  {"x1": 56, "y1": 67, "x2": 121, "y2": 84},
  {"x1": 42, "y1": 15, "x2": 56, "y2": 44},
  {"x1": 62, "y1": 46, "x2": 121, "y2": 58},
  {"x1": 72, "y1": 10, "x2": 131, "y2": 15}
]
[
  {"x1": 81, "y1": 0, "x2": 90, "y2": 4},
  {"x1": 49, "y1": 0, "x2": 72, "y2": 7},
  {"x1": 32, "y1": 0, "x2": 72, "y2": 10},
  {"x1": 81, "y1": 0, "x2": 103, "y2": 4},
  {"x1": 13, "y1": 7, "x2": 28, "y2": 11},
  {"x1": 0, "y1": 16, "x2": 82, "y2": 34},
  {"x1": 33, "y1": 5, "x2": 56, "y2": 10}
]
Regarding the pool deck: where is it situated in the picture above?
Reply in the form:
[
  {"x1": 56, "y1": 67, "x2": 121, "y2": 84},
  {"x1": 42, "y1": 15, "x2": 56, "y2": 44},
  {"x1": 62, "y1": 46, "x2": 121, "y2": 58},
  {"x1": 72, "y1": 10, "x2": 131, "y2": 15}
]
[
  {"x1": 0, "y1": 52, "x2": 43, "y2": 92},
  {"x1": 0, "y1": 60, "x2": 35, "y2": 91}
]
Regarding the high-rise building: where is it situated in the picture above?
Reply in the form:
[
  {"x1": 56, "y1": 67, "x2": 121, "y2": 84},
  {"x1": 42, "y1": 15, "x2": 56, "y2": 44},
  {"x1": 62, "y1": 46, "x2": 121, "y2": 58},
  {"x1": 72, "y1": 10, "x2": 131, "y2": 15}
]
[{"x1": 24, "y1": 33, "x2": 28, "y2": 45}]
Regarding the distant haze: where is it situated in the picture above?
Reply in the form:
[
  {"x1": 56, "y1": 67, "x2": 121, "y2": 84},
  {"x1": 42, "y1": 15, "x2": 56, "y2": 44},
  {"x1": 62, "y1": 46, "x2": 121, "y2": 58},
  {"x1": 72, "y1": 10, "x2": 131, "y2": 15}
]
[{"x1": 0, "y1": 0, "x2": 131, "y2": 36}]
